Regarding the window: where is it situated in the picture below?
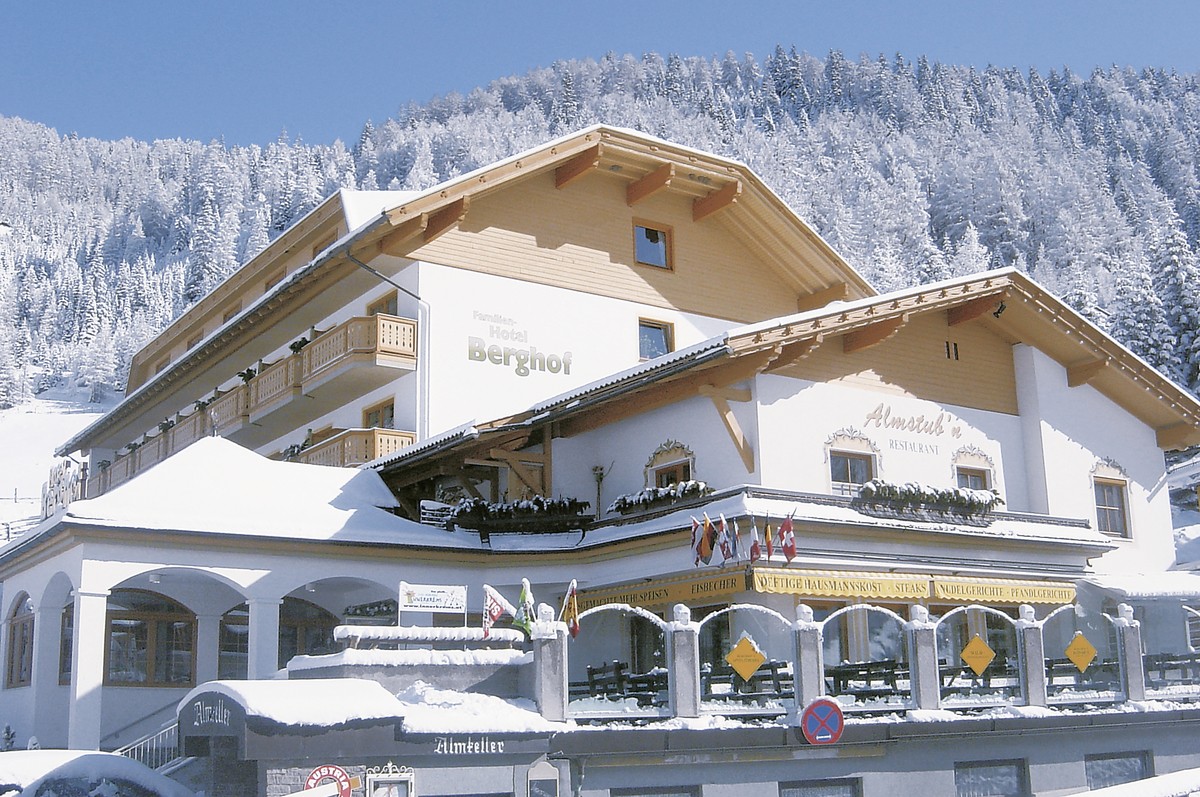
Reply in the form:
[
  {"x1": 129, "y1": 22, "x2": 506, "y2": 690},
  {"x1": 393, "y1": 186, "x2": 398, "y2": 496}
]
[
  {"x1": 59, "y1": 603, "x2": 73, "y2": 685},
  {"x1": 222, "y1": 303, "x2": 242, "y2": 323},
  {"x1": 954, "y1": 760, "x2": 1029, "y2": 797},
  {"x1": 956, "y1": 467, "x2": 990, "y2": 490},
  {"x1": 638, "y1": 319, "x2": 674, "y2": 360},
  {"x1": 368, "y1": 292, "x2": 399, "y2": 317},
  {"x1": 654, "y1": 460, "x2": 691, "y2": 489},
  {"x1": 1188, "y1": 608, "x2": 1200, "y2": 651},
  {"x1": 780, "y1": 780, "x2": 861, "y2": 797},
  {"x1": 220, "y1": 597, "x2": 339, "y2": 674},
  {"x1": 1094, "y1": 478, "x2": 1129, "y2": 537},
  {"x1": 154, "y1": 357, "x2": 170, "y2": 375},
  {"x1": 106, "y1": 589, "x2": 195, "y2": 686},
  {"x1": 830, "y1": 452, "x2": 873, "y2": 496},
  {"x1": 264, "y1": 269, "x2": 285, "y2": 291},
  {"x1": 186, "y1": 332, "x2": 204, "y2": 351},
  {"x1": 633, "y1": 223, "x2": 671, "y2": 269},
  {"x1": 364, "y1": 399, "x2": 396, "y2": 430},
  {"x1": 312, "y1": 232, "x2": 338, "y2": 259},
  {"x1": 6, "y1": 594, "x2": 34, "y2": 688},
  {"x1": 1085, "y1": 752, "x2": 1151, "y2": 789}
]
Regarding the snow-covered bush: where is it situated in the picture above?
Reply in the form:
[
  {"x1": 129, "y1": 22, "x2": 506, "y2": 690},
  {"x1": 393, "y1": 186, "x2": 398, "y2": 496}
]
[{"x1": 606, "y1": 480, "x2": 712, "y2": 515}]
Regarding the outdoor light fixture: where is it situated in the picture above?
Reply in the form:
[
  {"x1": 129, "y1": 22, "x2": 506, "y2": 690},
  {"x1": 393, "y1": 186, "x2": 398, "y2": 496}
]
[
  {"x1": 305, "y1": 583, "x2": 316, "y2": 592},
  {"x1": 148, "y1": 574, "x2": 161, "y2": 584},
  {"x1": 992, "y1": 301, "x2": 1007, "y2": 318}
]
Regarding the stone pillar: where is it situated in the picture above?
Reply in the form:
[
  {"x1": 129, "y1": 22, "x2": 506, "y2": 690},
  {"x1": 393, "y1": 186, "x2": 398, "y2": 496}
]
[
  {"x1": 32, "y1": 601, "x2": 64, "y2": 745},
  {"x1": 1114, "y1": 603, "x2": 1146, "y2": 701},
  {"x1": 793, "y1": 604, "x2": 825, "y2": 708},
  {"x1": 195, "y1": 613, "x2": 223, "y2": 684},
  {"x1": 906, "y1": 605, "x2": 941, "y2": 710},
  {"x1": 247, "y1": 598, "x2": 282, "y2": 679},
  {"x1": 531, "y1": 603, "x2": 568, "y2": 722},
  {"x1": 668, "y1": 604, "x2": 701, "y2": 718},
  {"x1": 1016, "y1": 604, "x2": 1047, "y2": 707},
  {"x1": 68, "y1": 589, "x2": 110, "y2": 750}
]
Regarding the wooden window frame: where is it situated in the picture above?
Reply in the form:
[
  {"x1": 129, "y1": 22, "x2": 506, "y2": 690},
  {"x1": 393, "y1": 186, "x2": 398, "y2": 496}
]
[
  {"x1": 829, "y1": 450, "x2": 874, "y2": 497},
  {"x1": 153, "y1": 357, "x2": 170, "y2": 375},
  {"x1": 956, "y1": 466, "x2": 991, "y2": 490},
  {"x1": 638, "y1": 318, "x2": 675, "y2": 361},
  {"x1": 264, "y1": 269, "x2": 285, "y2": 292},
  {"x1": 222, "y1": 302, "x2": 242, "y2": 323},
  {"x1": 367, "y1": 291, "x2": 399, "y2": 317},
  {"x1": 186, "y1": 332, "x2": 204, "y2": 351},
  {"x1": 363, "y1": 398, "x2": 396, "y2": 430},
  {"x1": 104, "y1": 589, "x2": 196, "y2": 688},
  {"x1": 312, "y1": 232, "x2": 338, "y2": 259},
  {"x1": 633, "y1": 221, "x2": 673, "y2": 270},
  {"x1": 1094, "y1": 477, "x2": 1130, "y2": 538},
  {"x1": 5, "y1": 594, "x2": 34, "y2": 689}
]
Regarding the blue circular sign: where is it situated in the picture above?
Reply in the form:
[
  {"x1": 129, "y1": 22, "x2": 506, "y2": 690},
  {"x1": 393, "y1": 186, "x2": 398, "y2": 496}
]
[{"x1": 801, "y1": 698, "x2": 844, "y2": 745}]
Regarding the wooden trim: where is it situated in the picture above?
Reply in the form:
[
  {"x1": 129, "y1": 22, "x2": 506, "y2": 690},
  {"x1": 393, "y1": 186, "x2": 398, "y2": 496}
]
[
  {"x1": 842, "y1": 315, "x2": 908, "y2": 354},
  {"x1": 765, "y1": 337, "x2": 822, "y2": 372},
  {"x1": 555, "y1": 144, "x2": 602, "y2": 189},
  {"x1": 796, "y1": 283, "x2": 848, "y2": 312},
  {"x1": 377, "y1": 215, "x2": 429, "y2": 256},
  {"x1": 701, "y1": 386, "x2": 754, "y2": 472},
  {"x1": 692, "y1": 179, "x2": 742, "y2": 222},
  {"x1": 1067, "y1": 357, "x2": 1109, "y2": 387},
  {"x1": 947, "y1": 295, "x2": 1005, "y2": 326},
  {"x1": 1157, "y1": 423, "x2": 1200, "y2": 450},
  {"x1": 424, "y1": 197, "x2": 470, "y2": 243},
  {"x1": 488, "y1": 448, "x2": 547, "y2": 495},
  {"x1": 626, "y1": 162, "x2": 675, "y2": 206},
  {"x1": 697, "y1": 385, "x2": 752, "y2": 403}
]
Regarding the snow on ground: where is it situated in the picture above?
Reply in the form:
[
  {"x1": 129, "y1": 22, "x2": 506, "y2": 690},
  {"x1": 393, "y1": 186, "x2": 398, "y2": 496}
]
[{"x1": 0, "y1": 388, "x2": 115, "y2": 534}]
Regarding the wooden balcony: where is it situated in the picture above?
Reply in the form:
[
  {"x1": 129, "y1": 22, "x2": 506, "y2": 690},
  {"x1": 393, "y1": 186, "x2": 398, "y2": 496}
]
[{"x1": 292, "y1": 428, "x2": 417, "y2": 468}]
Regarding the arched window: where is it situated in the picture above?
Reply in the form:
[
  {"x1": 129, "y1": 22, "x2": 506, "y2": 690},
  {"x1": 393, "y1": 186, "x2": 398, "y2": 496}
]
[
  {"x1": 6, "y1": 594, "x2": 34, "y2": 688},
  {"x1": 106, "y1": 589, "x2": 195, "y2": 686},
  {"x1": 219, "y1": 597, "x2": 339, "y2": 677},
  {"x1": 59, "y1": 602, "x2": 73, "y2": 685}
]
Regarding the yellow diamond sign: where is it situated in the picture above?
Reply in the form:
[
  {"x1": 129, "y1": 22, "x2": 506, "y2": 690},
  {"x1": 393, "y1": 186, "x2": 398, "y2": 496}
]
[
  {"x1": 726, "y1": 636, "x2": 767, "y2": 681},
  {"x1": 960, "y1": 634, "x2": 996, "y2": 676},
  {"x1": 1065, "y1": 632, "x2": 1098, "y2": 673}
]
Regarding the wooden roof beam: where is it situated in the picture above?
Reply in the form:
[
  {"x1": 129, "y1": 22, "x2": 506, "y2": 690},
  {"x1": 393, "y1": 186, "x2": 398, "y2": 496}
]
[
  {"x1": 377, "y1": 215, "x2": 429, "y2": 257},
  {"x1": 423, "y1": 197, "x2": 470, "y2": 243},
  {"x1": 1157, "y1": 423, "x2": 1200, "y2": 451},
  {"x1": 699, "y1": 385, "x2": 754, "y2": 473},
  {"x1": 797, "y1": 283, "x2": 849, "y2": 313},
  {"x1": 765, "y1": 337, "x2": 822, "y2": 372},
  {"x1": 626, "y1": 162, "x2": 675, "y2": 206},
  {"x1": 1067, "y1": 357, "x2": 1109, "y2": 387},
  {"x1": 842, "y1": 315, "x2": 908, "y2": 354},
  {"x1": 948, "y1": 294, "x2": 1007, "y2": 326},
  {"x1": 693, "y1": 179, "x2": 742, "y2": 222},
  {"x1": 555, "y1": 144, "x2": 602, "y2": 189}
]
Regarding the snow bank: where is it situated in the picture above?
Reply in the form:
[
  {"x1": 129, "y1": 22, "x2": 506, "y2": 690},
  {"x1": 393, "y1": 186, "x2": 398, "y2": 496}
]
[
  {"x1": 0, "y1": 749, "x2": 192, "y2": 797},
  {"x1": 179, "y1": 678, "x2": 405, "y2": 726},
  {"x1": 393, "y1": 680, "x2": 570, "y2": 733}
]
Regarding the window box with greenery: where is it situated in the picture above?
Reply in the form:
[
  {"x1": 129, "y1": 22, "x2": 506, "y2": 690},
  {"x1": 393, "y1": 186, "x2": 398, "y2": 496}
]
[
  {"x1": 449, "y1": 495, "x2": 591, "y2": 533},
  {"x1": 855, "y1": 479, "x2": 1004, "y2": 525},
  {"x1": 606, "y1": 480, "x2": 713, "y2": 515}
]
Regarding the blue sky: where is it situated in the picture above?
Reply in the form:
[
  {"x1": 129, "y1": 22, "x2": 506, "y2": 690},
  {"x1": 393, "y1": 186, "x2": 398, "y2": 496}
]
[{"x1": 3, "y1": 1, "x2": 1200, "y2": 147}]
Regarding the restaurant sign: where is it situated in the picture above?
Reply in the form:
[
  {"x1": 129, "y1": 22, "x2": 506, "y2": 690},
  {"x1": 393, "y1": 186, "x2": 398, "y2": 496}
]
[
  {"x1": 752, "y1": 568, "x2": 931, "y2": 600},
  {"x1": 932, "y1": 578, "x2": 1075, "y2": 604},
  {"x1": 577, "y1": 572, "x2": 748, "y2": 611}
]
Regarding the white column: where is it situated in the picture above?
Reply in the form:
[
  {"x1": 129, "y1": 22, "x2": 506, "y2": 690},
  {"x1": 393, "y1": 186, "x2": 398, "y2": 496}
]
[
  {"x1": 247, "y1": 598, "x2": 281, "y2": 679},
  {"x1": 195, "y1": 613, "x2": 223, "y2": 684},
  {"x1": 31, "y1": 602, "x2": 64, "y2": 745},
  {"x1": 68, "y1": 589, "x2": 110, "y2": 750}
]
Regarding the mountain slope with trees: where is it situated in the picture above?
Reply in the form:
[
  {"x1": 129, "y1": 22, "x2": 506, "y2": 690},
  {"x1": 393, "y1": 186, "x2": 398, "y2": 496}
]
[{"x1": 1, "y1": 47, "x2": 1199, "y2": 407}]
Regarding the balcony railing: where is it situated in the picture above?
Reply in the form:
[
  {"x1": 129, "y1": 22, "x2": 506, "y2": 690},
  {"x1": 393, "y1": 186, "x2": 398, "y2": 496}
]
[
  {"x1": 83, "y1": 313, "x2": 418, "y2": 497},
  {"x1": 292, "y1": 428, "x2": 417, "y2": 468}
]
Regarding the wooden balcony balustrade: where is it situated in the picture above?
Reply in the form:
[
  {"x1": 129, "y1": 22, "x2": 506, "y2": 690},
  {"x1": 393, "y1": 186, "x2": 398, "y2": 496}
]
[
  {"x1": 83, "y1": 313, "x2": 418, "y2": 496},
  {"x1": 292, "y1": 428, "x2": 417, "y2": 468}
]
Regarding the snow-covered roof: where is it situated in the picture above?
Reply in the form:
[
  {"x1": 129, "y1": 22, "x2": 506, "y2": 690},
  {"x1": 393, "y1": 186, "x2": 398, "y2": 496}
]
[
  {"x1": 180, "y1": 678, "x2": 406, "y2": 726},
  {"x1": 7, "y1": 438, "x2": 484, "y2": 551},
  {"x1": 1078, "y1": 571, "x2": 1200, "y2": 600},
  {"x1": 0, "y1": 750, "x2": 192, "y2": 797}
]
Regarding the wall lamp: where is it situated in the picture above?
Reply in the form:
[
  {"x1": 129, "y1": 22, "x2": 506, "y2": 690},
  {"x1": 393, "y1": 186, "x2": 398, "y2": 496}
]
[{"x1": 992, "y1": 301, "x2": 1007, "y2": 319}]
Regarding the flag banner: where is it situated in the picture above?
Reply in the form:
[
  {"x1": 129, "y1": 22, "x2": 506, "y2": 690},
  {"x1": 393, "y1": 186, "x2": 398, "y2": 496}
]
[
  {"x1": 482, "y1": 584, "x2": 516, "y2": 638},
  {"x1": 691, "y1": 516, "x2": 702, "y2": 566},
  {"x1": 512, "y1": 578, "x2": 536, "y2": 638},
  {"x1": 731, "y1": 518, "x2": 742, "y2": 561},
  {"x1": 558, "y1": 579, "x2": 580, "y2": 638},
  {"x1": 718, "y1": 514, "x2": 732, "y2": 562},
  {"x1": 765, "y1": 520, "x2": 775, "y2": 560},
  {"x1": 781, "y1": 513, "x2": 797, "y2": 562},
  {"x1": 698, "y1": 514, "x2": 715, "y2": 565},
  {"x1": 749, "y1": 517, "x2": 762, "y2": 563}
]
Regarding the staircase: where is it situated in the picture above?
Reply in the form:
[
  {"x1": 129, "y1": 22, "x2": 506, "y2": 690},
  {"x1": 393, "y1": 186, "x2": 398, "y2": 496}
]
[{"x1": 114, "y1": 721, "x2": 181, "y2": 770}]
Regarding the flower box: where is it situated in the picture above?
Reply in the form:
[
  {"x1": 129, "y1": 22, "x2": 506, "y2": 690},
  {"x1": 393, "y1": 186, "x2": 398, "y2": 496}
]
[
  {"x1": 854, "y1": 479, "x2": 1004, "y2": 526},
  {"x1": 606, "y1": 480, "x2": 713, "y2": 515},
  {"x1": 449, "y1": 496, "x2": 591, "y2": 534}
]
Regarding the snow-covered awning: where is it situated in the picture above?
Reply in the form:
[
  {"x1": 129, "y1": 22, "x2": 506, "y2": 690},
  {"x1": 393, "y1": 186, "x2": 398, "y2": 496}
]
[{"x1": 1077, "y1": 571, "x2": 1200, "y2": 600}]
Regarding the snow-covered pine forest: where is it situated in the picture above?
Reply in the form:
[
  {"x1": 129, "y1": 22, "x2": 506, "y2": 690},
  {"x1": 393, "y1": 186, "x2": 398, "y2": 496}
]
[{"x1": 2, "y1": 47, "x2": 1200, "y2": 409}]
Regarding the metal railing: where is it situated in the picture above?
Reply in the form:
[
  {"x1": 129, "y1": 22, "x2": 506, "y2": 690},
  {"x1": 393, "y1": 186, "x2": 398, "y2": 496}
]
[{"x1": 114, "y1": 721, "x2": 180, "y2": 771}]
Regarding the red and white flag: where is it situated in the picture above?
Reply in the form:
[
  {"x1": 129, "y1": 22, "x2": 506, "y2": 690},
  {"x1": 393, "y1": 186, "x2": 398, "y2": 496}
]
[
  {"x1": 482, "y1": 584, "x2": 516, "y2": 638},
  {"x1": 718, "y1": 514, "x2": 732, "y2": 562},
  {"x1": 780, "y1": 513, "x2": 797, "y2": 562}
]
